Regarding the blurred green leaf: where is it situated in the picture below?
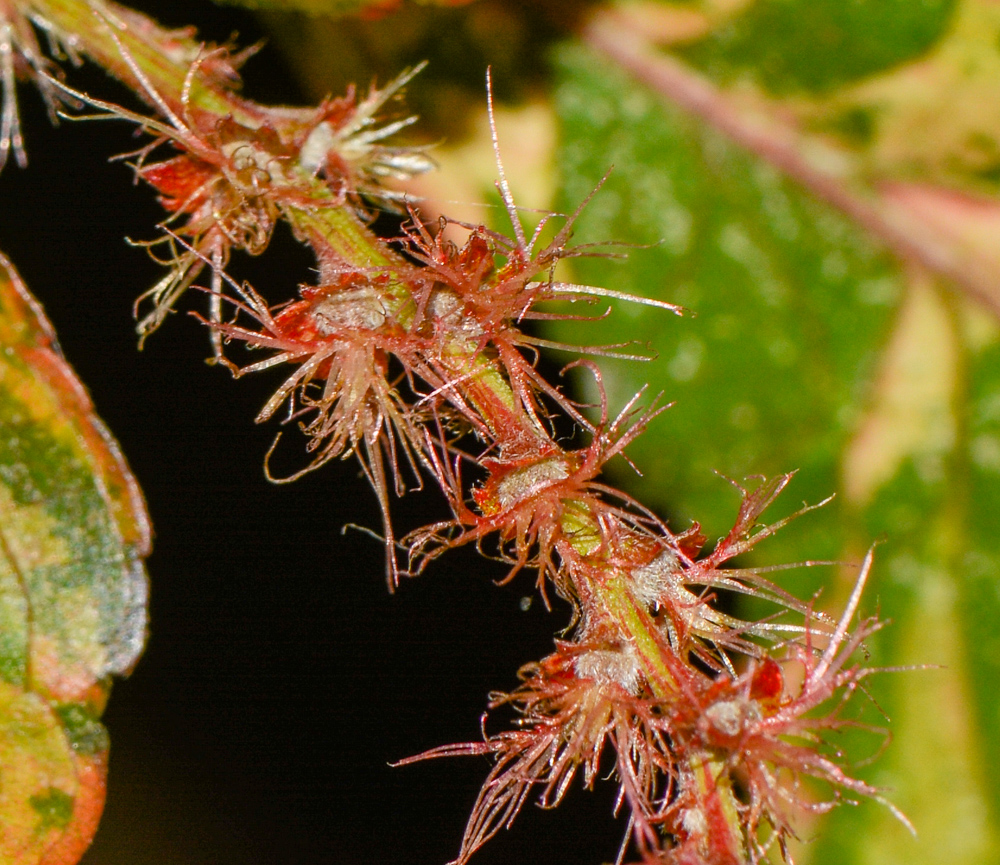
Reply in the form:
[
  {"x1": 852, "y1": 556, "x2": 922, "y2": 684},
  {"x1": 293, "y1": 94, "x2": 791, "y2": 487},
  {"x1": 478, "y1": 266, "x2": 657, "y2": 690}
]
[
  {"x1": 551, "y1": 26, "x2": 1000, "y2": 864},
  {"x1": 679, "y1": 0, "x2": 956, "y2": 94},
  {"x1": 813, "y1": 280, "x2": 1000, "y2": 864},
  {"x1": 0, "y1": 254, "x2": 149, "y2": 865},
  {"x1": 551, "y1": 42, "x2": 899, "y2": 573},
  {"x1": 802, "y1": 0, "x2": 1000, "y2": 194}
]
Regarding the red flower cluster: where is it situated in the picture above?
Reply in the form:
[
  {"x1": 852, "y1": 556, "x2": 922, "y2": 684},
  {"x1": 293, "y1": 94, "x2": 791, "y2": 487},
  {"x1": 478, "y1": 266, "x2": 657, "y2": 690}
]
[
  {"x1": 8, "y1": 4, "x2": 909, "y2": 862},
  {"x1": 171, "y1": 78, "x2": 904, "y2": 861},
  {"x1": 403, "y1": 551, "x2": 905, "y2": 865},
  {"x1": 42, "y1": 20, "x2": 432, "y2": 351}
]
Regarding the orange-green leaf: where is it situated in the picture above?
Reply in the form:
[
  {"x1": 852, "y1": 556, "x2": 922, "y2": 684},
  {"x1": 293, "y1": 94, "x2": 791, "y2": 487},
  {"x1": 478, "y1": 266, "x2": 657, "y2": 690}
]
[{"x1": 0, "y1": 253, "x2": 150, "y2": 865}]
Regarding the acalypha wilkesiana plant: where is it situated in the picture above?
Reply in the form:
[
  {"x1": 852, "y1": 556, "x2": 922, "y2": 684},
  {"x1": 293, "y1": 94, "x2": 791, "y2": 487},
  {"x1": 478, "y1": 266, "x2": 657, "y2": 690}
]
[{"x1": 0, "y1": 1, "x2": 914, "y2": 863}]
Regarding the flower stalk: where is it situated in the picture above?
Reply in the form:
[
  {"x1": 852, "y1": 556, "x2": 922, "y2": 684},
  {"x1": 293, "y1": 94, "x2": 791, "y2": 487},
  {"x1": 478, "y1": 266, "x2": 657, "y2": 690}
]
[{"x1": 0, "y1": 2, "x2": 909, "y2": 862}]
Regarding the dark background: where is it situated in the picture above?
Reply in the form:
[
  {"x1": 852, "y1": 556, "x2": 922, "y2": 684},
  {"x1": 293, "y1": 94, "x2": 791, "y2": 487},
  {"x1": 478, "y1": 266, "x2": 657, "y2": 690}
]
[{"x1": 0, "y1": 2, "x2": 626, "y2": 863}]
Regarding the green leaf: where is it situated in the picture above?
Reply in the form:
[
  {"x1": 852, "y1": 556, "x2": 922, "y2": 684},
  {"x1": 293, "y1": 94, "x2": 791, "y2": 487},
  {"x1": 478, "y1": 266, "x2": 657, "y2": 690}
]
[
  {"x1": 812, "y1": 281, "x2": 999, "y2": 865},
  {"x1": 551, "y1": 36, "x2": 1000, "y2": 865},
  {"x1": 0, "y1": 253, "x2": 150, "y2": 865},
  {"x1": 678, "y1": 0, "x2": 957, "y2": 94},
  {"x1": 803, "y1": 0, "x2": 1000, "y2": 194},
  {"x1": 551, "y1": 41, "x2": 900, "y2": 577},
  {"x1": 962, "y1": 326, "x2": 1000, "y2": 821}
]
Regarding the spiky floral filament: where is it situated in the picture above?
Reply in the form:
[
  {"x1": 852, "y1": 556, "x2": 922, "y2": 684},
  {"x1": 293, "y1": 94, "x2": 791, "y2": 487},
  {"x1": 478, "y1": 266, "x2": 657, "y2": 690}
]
[
  {"x1": 667, "y1": 553, "x2": 913, "y2": 863},
  {"x1": 0, "y1": 0, "x2": 80, "y2": 170},
  {"x1": 299, "y1": 62, "x2": 435, "y2": 212},
  {"x1": 400, "y1": 197, "x2": 683, "y2": 434},
  {"x1": 129, "y1": 61, "x2": 432, "y2": 342},
  {"x1": 41, "y1": 11, "x2": 431, "y2": 345},
  {"x1": 404, "y1": 553, "x2": 900, "y2": 865},
  {"x1": 3, "y1": 0, "x2": 268, "y2": 174},
  {"x1": 404, "y1": 377, "x2": 676, "y2": 600},
  {"x1": 199, "y1": 262, "x2": 458, "y2": 587},
  {"x1": 398, "y1": 642, "x2": 691, "y2": 865},
  {"x1": 625, "y1": 475, "x2": 837, "y2": 672}
]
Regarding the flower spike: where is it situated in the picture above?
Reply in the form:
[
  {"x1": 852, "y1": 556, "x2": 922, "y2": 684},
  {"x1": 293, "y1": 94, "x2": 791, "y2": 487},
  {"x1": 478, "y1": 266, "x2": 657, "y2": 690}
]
[{"x1": 22, "y1": 9, "x2": 909, "y2": 859}]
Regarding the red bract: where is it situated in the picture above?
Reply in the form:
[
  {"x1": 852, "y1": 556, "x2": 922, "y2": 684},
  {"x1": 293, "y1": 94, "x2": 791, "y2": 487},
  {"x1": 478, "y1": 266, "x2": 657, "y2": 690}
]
[
  {"x1": 49, "y1": 45, "x2": 288, "y2": 347},
  {"x1": 664, "y1": 552, "x2": 912, "y2": 864},
  {"x1": 131, "y1": 116, "x2": 289, "y2": 349},
  {"x1": 631, "y1": 475, "x2": 836, "y2": 671},
  {"x1": 400, "y1": 214, "x2": 653, "y2": 442},
  {"x1": 403, "y1": 549, "x2": 903, "y2": 865}
]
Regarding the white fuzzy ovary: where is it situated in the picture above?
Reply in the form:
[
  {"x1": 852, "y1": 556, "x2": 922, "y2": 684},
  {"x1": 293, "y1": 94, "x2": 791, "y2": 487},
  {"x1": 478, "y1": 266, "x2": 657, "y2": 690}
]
[
  {"x1": 574, "y1": 644, "x2": 642, "y2": 694},
  {"x1": 703, "y1": 697, "x2": 761, "y2": 739},
  {"x1": 312, "y1": 286, "x2": 387, "y2": 333},
  {"x1": 493, "y1": 457, "x2": 571, "y2": 512}
]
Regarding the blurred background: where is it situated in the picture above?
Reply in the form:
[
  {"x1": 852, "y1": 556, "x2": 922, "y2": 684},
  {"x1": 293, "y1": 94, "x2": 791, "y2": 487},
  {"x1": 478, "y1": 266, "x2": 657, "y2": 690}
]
[{"x1": 1, "y1": 1, "x2": 998, "y2": 864}]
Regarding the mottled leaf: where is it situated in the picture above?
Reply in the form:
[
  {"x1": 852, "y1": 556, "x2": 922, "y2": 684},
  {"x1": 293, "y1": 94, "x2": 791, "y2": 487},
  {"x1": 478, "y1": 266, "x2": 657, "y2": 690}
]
[
  {"x1": 0, "y1": 254, "x2": 150, "y2": 865},
  {"x1": 802, "y1": 0, "x2": 1000, "y2": 195},
  {"x1": 550, "y1": 30, "x2": 1000, "y2": 865},
  {"x1": 814, "y1": 278, "x2": 1000, "y2": 865},
  {"x1": 551, "y1": 42, "x2": 900, "y2": 575}
]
